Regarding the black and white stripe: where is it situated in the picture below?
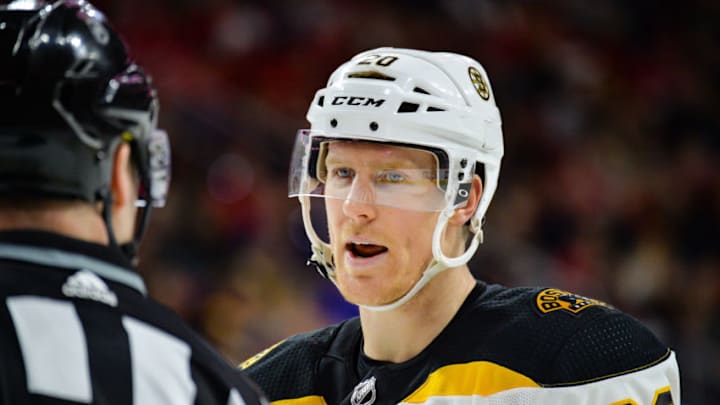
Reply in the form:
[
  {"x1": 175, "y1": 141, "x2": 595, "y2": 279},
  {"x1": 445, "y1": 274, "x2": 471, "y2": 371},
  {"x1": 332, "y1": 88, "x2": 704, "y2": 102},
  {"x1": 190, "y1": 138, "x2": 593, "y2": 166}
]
[
  {"x1": 0, "y1": 233, "x2": 265, "y2": 405},
  {"x1": 8, "y1": 296, "x2": 93, "y2": 402}
]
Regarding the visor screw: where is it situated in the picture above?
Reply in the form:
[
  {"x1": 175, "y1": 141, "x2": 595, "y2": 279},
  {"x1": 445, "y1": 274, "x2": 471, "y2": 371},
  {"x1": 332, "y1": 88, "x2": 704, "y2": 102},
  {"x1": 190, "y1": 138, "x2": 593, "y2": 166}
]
[
  {"x1": 96, "y1": 151, "x2": 106, "y2": 160},
  {"x1": 369, "y1": 121, "x2": 379, "y2": 131},
  {"x1": 459, "y1": 189, "x2": 469, "y2": 198},
  {"x1": 330, "y1": 119, "x2": 338, "y2": 128}
]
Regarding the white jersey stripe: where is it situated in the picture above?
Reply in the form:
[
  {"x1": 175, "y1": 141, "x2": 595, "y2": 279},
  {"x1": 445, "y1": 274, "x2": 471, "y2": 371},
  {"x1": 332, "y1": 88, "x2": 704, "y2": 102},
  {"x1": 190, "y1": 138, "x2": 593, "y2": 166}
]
[
  {"x1": 6, "y1": 296, "x2": 92, "y2": 403},
  {"x1": 123, "y1": 316, "x2": 196, "y2": 405}
]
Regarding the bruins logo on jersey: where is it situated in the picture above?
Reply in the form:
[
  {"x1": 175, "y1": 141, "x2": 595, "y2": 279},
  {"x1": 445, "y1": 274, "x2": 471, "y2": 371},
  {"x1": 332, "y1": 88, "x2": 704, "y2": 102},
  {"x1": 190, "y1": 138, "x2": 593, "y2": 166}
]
[{"x1": 536, "y1": 288, "x2": 610, "y2": 315}]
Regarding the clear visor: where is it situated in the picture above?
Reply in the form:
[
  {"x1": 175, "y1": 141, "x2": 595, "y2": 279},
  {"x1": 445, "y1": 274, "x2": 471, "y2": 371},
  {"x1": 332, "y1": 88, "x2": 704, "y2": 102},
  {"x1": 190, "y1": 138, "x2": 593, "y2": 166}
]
[
  {"x1": 135, "y1": 129, "x2": 171, "y2": 208},
  {"x1": 289, "y1": 130, "x2": 454, "y2": 212}
]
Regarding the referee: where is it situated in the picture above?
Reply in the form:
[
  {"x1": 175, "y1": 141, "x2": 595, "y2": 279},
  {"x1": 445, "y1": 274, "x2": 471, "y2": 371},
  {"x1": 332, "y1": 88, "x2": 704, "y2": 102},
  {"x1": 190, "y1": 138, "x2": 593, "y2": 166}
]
[{"x1": 0, "y1": 1, "x2": 266, "y2": 404}]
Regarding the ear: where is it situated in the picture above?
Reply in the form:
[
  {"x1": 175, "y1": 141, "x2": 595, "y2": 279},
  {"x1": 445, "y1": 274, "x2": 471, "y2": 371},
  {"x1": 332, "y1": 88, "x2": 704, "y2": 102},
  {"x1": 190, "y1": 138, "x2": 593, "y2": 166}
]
[
  {"x1": 110, "y1": 142, "x2": 136, "y2": 208},
  {"x1": 448, "y1": 174, "x2": 483, "y2": 226},
  {"x1": 108, "y1": 142, "x2": 139, "y2": 244}
]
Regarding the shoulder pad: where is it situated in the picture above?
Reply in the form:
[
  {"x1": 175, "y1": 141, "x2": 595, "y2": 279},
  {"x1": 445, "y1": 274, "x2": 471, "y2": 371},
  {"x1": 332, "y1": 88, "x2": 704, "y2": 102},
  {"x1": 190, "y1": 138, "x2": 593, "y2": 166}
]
[
  {"x1": 546, "y1": 310, "x2": 671, "y2": 386},
  {"x1": 469, "y1": 285, "x2": 670, "y2": 386},
  {"x1": 241, "y1": 320, "x2": 350, "y2": 400}
]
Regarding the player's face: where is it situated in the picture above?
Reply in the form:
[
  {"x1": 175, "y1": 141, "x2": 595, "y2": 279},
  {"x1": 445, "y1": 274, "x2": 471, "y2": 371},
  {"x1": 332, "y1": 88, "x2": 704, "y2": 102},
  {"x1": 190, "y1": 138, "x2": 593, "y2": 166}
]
[{"x1": 323, "y1": 141, "x2": 440, "y2": 306}]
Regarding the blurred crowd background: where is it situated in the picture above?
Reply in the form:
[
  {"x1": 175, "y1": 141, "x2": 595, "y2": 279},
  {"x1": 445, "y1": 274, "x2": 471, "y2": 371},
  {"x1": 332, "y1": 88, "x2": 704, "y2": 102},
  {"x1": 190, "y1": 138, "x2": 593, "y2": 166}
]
[{"x1": 92, "y1": 0, "x2": 718, "y2": 403}]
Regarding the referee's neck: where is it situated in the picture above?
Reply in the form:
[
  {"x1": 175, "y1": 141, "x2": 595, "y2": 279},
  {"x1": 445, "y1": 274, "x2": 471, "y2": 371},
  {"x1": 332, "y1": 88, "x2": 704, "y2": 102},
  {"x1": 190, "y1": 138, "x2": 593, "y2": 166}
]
[{"x1": 0, "y1": 203, "x2": 109, "y2": 245}]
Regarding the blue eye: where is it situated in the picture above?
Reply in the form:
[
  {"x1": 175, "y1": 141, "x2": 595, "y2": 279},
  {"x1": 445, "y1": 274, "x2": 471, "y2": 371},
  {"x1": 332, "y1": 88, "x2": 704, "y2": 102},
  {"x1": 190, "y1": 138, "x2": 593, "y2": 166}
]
[
  {"x1": 333, "y1": 168, "x2": 354, "y2": 179},
  {"x1": 378, "y1": 171, "x2": 405, "y2": 183}
]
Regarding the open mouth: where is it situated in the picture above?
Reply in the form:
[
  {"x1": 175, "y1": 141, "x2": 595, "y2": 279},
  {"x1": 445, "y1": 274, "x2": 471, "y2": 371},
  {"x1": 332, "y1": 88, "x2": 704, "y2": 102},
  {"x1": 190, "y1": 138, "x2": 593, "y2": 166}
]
[{"x1": 346, "y1": 242, "x2": 388, "y2": 259}]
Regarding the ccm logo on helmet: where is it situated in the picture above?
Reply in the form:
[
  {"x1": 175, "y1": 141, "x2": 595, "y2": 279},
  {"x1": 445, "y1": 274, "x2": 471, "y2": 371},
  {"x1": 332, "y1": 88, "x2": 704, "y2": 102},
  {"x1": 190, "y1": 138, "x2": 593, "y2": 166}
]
[{"x1": 331, "y1": 96, "x2": 386, "y2": 107}]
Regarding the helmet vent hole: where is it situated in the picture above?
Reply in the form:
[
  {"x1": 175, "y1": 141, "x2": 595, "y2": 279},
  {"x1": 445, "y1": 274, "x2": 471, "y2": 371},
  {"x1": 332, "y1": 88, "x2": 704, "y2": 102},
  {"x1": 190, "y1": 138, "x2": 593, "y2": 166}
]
[
  {"x1": 397, "y1": 102, "x2": 419, "y2": 113},
  {"x1": 347, "y1": 71, "x2": 395, "y2": 81},
  {"x1": 369, "y1": 122, "x2": 379, "y2": 131},
  {"x1": 413, "y1": 87, "x2": 431, "y2": 95},
  {"x1": 71, "y1": 60, "x2": 95, "y2": 76},
  {"x1": 330, "y1": 119, "x2": 337, "y2": 128},
  {"x1": 318, "y1": 96, "x2": 324, "y2": 106},
  {"x1": 427, "y1": 106, "x2": 445, "y2": 112}
]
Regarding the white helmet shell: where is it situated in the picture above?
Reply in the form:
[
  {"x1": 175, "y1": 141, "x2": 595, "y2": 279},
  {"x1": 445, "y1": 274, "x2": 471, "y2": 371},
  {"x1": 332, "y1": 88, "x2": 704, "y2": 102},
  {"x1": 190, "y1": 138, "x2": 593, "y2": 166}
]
[{"x1": 307, "y1": 47, "x2": 503, "y2": 228}]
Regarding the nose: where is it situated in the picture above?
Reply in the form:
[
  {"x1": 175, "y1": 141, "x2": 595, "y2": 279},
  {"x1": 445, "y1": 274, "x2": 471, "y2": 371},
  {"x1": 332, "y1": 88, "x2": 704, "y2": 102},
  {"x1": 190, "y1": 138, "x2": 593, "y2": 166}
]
[{"x1": 342, "y1": 178, "x2": 376, "y2": 222}]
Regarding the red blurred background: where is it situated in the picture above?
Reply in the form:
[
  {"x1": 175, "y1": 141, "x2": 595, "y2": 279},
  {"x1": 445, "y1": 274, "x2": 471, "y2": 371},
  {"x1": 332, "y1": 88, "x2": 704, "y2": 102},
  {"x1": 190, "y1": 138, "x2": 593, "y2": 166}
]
[{"x1": 91, "y1": 1, "x2": 719, "y2": 402}]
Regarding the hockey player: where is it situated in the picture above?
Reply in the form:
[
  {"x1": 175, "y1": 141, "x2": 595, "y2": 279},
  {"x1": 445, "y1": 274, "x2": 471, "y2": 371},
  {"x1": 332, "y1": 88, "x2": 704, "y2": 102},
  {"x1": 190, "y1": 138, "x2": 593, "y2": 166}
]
[
  {"x1": 242, "y1": 48, "x2": 680, "y2": 404},
  {"x1": 0, "y1": 1, "x2": 266, "y2": 403}
]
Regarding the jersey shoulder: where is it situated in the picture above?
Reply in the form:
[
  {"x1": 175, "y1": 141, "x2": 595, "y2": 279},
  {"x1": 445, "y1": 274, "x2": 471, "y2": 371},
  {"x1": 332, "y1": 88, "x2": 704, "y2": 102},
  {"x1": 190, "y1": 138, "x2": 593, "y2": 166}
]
[
  {"x1": 241, "y1": 319, "x2": 355, "y2": 401},
  {"x1": 467, "y1": 284, "x2": 671, "y2": 386},
  {"x1": 0, "y1": 267, "x2": 266, "y2": 405},
  {"x1": 123, "y1": 295, "x2": 266, "y2": 402}
]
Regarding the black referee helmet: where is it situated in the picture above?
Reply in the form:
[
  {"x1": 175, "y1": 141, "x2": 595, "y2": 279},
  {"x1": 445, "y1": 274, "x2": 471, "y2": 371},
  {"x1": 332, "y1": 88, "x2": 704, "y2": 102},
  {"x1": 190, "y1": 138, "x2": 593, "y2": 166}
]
[{"x1": 0, "y1": 0, "x2": 170, "y2": 257}]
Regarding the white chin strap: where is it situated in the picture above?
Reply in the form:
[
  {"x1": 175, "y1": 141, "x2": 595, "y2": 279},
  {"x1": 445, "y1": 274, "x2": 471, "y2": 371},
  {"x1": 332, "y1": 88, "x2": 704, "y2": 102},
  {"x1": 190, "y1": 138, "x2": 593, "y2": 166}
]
[
  {"x1": 360, "y1": 209, "x2": 482, "y2": 312},
  {"x1": 300, "y1": 196, "x2": 483, "y2": 312}
]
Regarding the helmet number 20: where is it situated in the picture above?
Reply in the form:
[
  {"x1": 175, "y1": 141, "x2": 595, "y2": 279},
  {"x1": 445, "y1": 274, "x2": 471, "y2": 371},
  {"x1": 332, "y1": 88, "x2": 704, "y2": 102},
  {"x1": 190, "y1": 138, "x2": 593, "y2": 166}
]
[{"x1": 357, "y1": 54, "x2": 398, "y2": 67}]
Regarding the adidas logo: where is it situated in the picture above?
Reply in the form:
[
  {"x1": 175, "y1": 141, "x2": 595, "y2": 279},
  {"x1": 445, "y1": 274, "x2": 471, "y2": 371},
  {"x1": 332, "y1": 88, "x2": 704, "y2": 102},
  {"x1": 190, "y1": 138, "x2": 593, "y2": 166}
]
[{"x1": 62, "y1": 270, "x2": 118, "y2": 307}]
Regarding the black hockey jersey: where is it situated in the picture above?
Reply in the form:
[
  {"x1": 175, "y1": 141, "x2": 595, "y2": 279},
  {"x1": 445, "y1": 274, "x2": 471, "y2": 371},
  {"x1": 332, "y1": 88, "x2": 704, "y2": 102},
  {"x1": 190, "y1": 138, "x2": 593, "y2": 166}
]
[
  {"x1": 243, "y1": 281, "x2": 679, "y2": 404},
  {"x1": 0, "y1": 230, "x2": 267, "y2": 405}
]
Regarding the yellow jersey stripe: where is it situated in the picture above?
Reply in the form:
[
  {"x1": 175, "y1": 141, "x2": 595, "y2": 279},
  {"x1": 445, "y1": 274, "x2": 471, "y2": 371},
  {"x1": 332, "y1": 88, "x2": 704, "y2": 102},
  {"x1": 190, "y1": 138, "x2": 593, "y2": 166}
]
[
  {"x1": 272, "y1": 395, "x2": 327, "y2": 405},
  {"x1": 402, "y1": 361, "x2": 539, "y2": 402},
  {"x1": 239, "y1": 340, "x2": 286, "y2": 370}
]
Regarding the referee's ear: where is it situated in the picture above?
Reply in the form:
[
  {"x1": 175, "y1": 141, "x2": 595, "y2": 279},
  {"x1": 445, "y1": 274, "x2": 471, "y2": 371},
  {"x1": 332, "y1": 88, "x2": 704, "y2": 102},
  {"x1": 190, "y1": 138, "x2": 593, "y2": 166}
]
[
  {"x1": 449, "y1": 174, "x2": 482, "y2": 226},
  {"x1": 109, "y1": 142, "x2": 138, "y2": 243}
]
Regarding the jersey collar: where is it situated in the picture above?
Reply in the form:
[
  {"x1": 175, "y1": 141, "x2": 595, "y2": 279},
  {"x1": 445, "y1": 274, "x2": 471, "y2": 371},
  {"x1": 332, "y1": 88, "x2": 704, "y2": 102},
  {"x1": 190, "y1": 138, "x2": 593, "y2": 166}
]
[{"x1": 0, "y1": 230, "x2": 146, "y2": 295}]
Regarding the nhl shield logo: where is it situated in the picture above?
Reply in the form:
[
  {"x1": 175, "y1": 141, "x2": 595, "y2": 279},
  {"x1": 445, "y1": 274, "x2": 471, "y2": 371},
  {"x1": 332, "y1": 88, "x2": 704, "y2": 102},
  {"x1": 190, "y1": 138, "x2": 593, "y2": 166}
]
[{"x1": 351, "y1": 376, "x2": 377, "y2": 405}]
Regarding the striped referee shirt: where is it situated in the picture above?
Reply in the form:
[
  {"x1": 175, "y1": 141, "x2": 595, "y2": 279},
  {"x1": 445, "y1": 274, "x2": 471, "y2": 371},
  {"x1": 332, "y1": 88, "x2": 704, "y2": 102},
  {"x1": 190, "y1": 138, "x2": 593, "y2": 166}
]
[{"x1": 0, "y1": 230, "x2": 267, "y2": 405}]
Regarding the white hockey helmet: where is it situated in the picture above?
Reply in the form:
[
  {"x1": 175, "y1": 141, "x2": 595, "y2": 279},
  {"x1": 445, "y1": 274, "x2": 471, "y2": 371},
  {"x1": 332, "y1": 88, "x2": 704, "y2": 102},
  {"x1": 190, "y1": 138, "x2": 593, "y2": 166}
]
[{"x1": 289, "y1": 47, "x2": 503, "y2": 311}]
